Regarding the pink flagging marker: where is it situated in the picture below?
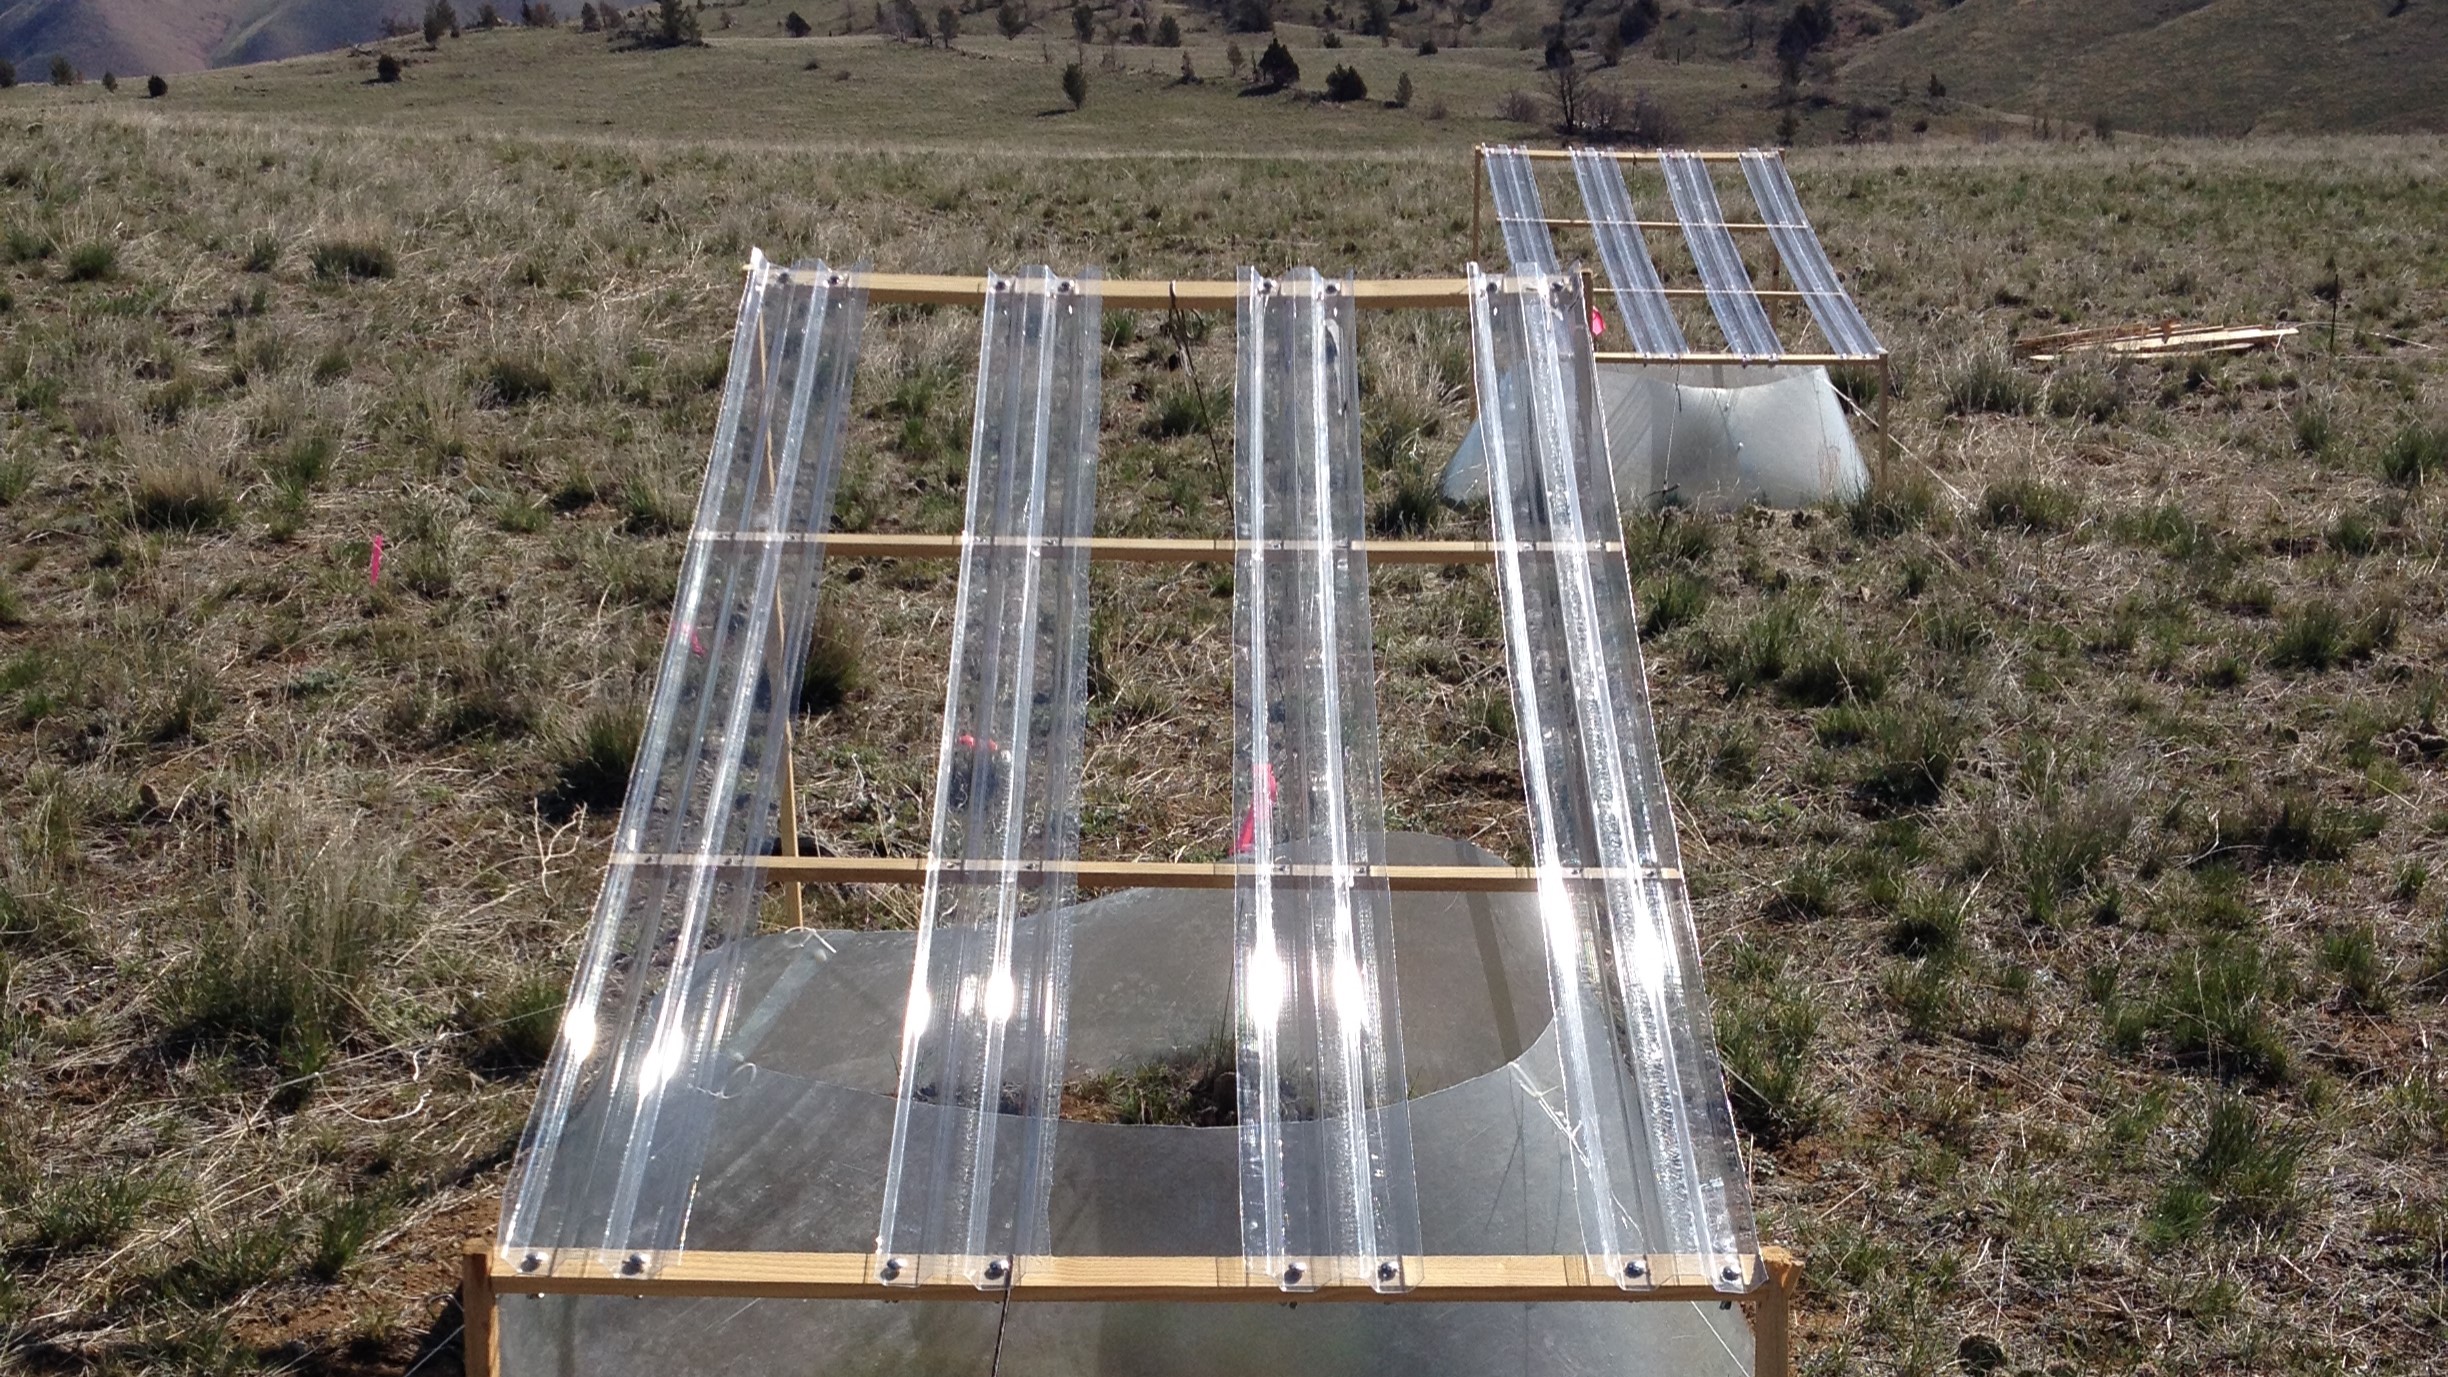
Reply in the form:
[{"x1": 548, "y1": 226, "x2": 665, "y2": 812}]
[
  {"x1": 368, "y1": 533, "x2": 385, "y2": 585},
  {"x1": 1231, "y1": 762, "x2": 1279, "y2": 856},
  {"x1": 1589, "y1": 305, "x2": 1607, "y2": 338}
]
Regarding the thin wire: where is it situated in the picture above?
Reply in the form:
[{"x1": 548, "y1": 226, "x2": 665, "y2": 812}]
[{"x1": 1167, "y1": 282, "x2": 1230, "y2": 490}]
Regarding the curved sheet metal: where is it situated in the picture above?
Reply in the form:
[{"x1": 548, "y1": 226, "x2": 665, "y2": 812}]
[
  {"x1": 1232, "y1": 269, "x2": 1420, "y2": 1294},
  {"x1": 1740, "y1": 150, "x2": 1883, "y2": 359},
  {"x1": 1659, "y1": 153, "x2": 1780, "y2": 361},
  {"x1": 1569, "y1": 150, "x2": 1689, "y2": 358}
]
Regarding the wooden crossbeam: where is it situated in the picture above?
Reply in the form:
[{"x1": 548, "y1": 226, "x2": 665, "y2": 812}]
[
  {"x1": 607, "y1": 854, "x2": 1683, "y2": 892},
  {"x1": 461, "y1": 1242, "x2": 1802, "y2": 1376}
]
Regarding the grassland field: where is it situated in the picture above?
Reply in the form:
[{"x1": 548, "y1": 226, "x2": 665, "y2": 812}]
[{"x1": 0, "y1": 27, "x2": 2445, "y2": 1377}]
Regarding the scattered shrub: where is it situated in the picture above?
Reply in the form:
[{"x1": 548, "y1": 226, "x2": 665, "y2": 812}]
[
  {"x1": 1256, "y1": 37, "x2": 1300, "y2": 89},
  {"x1": 1061, "y1": 61, "x2": 1087, "y2": 109},
  {"x1": 1323, "y1": 64, "x2": 1368, "y2": 102},
  {"x1": 310, "y1": 239, "x2": 396, "y2": 280},
  {"x1": 146, "y1": 74, "x2": 168, "y2": 98},
  {"x1": 377, "y1": 53, "x2": 404, "y2": 82}
]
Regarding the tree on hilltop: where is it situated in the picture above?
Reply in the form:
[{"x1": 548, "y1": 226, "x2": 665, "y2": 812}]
[
  {"x1": 784, "y1": 9, "x2": 812, "y2": 35},
  {"x1": 1255, "y1": 36, "x2": 1298, "y2": 88}
]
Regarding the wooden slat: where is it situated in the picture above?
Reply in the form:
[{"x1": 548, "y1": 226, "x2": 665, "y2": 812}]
[
  {"x1": 491, "y1": 1249, "x2": 1767, "y2": 1305},
  {"x1": 782, "y1": 270, "x2": 1476, "y2": 311},
  {"x1": 608, "y1": 854, "x2": 1684, "y2": 892},
  {"x1": 1593, "y1": 350, "x2": 1882, "y2": 366},
  {"x1": 1492, "y1": 147, "x2": 1753, "y2": 164}
]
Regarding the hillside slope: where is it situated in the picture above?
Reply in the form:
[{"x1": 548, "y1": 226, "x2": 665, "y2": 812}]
[
  {"x1": 1843, "y1": 0, "x2": 2448, "y2": 135},
  {"x1": 0, "y1": 0, "x2": 400, "y2": 78}
]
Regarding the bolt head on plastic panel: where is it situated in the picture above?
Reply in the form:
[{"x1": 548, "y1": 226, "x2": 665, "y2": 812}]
[
  {"x1": 984, "y1": 1258, "x2": 1009, "y2": 1282},
  {"x1": 620, "y1": 1253, "x2": 647, "y2": 1276},
  {"x1": 1282, "y1": 1263, "x2": 1304, "y2": 1286},
  {"x1": 1722, "y1": 1264, "x2": 1743, "y2": 1284},
  {"x1": 1376, "y1": 1261, "x2": 1398, "y2": 1283},
  {"x1": 879, "y1": 1257, "x2": 904, "y2": 1281},
  {"x1": 1623, "y1": 1259, "x2": 1647, "y2": 1279},
  {"x1": 518, "y1": 1252, "x2": 543, "y2": 1274}
]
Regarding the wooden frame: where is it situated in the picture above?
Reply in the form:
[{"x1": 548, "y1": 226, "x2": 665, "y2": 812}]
[
  {"x1": 1469, "y1": 145, "x2": 1898, "y2": 480},
  {"x1": 469, "y1": 237, "x2": 1828, "y2": 1375},
  {"x1": 462, "y1": 1240, "x2": 1802, "y2": 1377}
]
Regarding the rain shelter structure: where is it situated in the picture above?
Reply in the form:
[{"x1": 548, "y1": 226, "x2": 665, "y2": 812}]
[
  {"x1": 466, "y1": 155, "x2": 1886, "y2": 1374},
  {"x1": 1446, "y1": 147, "x2": 1887, "y2": 511}
]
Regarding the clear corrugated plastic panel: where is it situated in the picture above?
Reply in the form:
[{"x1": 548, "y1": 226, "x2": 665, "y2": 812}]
[
  {"x1": 1231, "y1": 269, "x2": 1422, "y2": 1294},
  {"x1": 1659, "y1": 153, "x2": 1781, "y2": 360},
  {"x1": 1464, "y1": 265, "x2": 1761, "y2": 1294},
  {"x1": 877, "y1": 267, "x2": 1103, "y2": 1290},
  {"x1": 1739, "y1": 150, "x2": 1884, "y2": 359},
  {"x1": 497, "y1": 252, "x2": 869, "y2": 1273},
  {"x1": 1484, "y1": 145, "x2": 1562, "y2": 273},
  {"x1": 1569, "y1": 149, "x2": 1690, "y2": 358}
]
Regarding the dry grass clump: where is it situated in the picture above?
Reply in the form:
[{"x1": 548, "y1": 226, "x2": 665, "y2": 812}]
[{"x1": 128, "y1": 459, "x2": 232, "y2": 531}]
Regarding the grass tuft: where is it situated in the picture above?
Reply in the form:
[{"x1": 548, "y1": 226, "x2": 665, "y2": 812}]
[
  {"x1": 2377, "y1": 420, "x2": 2446, "y2": 486},
  {"x1": 540, "y1": 701, "x2": 642, "y2": 820},
  {"x1": 129, "y1": 462, "x2": 232, "y2": 532},
  {"x1": 1943, "y1": 349, "x2": 2036, "y2": 416},
  {"x1": 62, "y1": 241, "x2": 117, "y2": 282},
  {"x1": 478, "y1": 355, "x2": 556, "y2": 407},
  {"x1": 2267, "y1": 598, "x2": 2397, "y2": 671},
  {"x1": 1717, "y1": 975, "x2": 1828, "y2": 1147},
  {"x1": 458, "y1": 974, "x2": 567, "y2": 1076},
  {"x1": 1980, "y1": 476, "x2": 2080, "y2": 533},
  {"x1": 169, "y1": 802, "x2": 415, "y2": 1079},
  {"x1": 309, "y1": 239, "x2": 395, "y2": 281},
  {"x1": 800, "y1": 610, "x2": 864, "y2": 716}
]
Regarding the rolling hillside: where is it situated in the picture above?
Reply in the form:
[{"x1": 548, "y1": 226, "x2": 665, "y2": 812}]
[
  {"x1": 3, "y1": 0, "x2": 2444, "y2": 137},
  {"x1": 1841, "y1": 0, "x2": 2448, "y2": 136},
  {"x1": 0, "y1": 0, "x2": 404, "y2": 78}
]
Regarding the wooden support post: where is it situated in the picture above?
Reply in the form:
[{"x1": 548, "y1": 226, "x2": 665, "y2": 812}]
[
  {"x1": 1877, "y1": 353, "x2": 1896, "y2": 487},
  {"x1": 1755, "y1": 1245, "x2": 1801, "y2": 1377},
  {"x1": 462, "y1": 1240, "x2": 499, "y2": 1377}
]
